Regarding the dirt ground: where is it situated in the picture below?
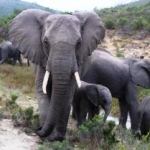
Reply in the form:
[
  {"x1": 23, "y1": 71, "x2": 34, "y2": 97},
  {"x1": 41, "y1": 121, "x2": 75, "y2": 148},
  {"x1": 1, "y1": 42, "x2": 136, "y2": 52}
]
[
  {"x1": 0, "y1": 119, "x2": 42, "y2": 150},
  {"x1": 0, "y1": 30, "x2": 149, "y2": 150}
]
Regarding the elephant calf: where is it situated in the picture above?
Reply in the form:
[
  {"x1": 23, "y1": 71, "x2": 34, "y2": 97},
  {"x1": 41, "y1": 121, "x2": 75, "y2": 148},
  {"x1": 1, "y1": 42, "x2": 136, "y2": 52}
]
[
  {"x1": 138, "y1": 96, "x2": 150, "y2": 137},
  {"x1": 0, "y1": 41, "x2": 22, "y2": 66},
  {"x1": 73, "y1": 81, "x2": 112, "y2": 126}
]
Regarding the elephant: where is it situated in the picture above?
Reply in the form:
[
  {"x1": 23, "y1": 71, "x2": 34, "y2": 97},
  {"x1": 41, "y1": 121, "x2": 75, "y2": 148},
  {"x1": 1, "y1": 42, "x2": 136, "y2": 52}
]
[
  {"x1": 8, "y1": 9, "x2": 105, "y2": 141},
  {"x1": 73, "y1": 81, "x2": 112, "y2": 126},
  {"x1": 0, "y1": 41, "x2": 22, "y2": 66},
  {"x1": 138, "y1": 96, "x2": 150, "y2": 137},
  {"x1": 81, "y1": 48, "x2": 150, "y2": 131}
]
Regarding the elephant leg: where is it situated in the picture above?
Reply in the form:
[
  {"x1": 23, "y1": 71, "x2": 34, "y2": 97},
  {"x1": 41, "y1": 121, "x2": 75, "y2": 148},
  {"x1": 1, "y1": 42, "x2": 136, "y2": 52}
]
[
  {"x1": 71, "y1": 107, "x2": 76, "y2": 120},
  {"x1": 0, "y1": 52, "x2": 8, "y2": 64},
  {"x1": 88, "y1": 106, "x2": 99, "y2": 120},
  {"x1": 35, "y1": 66, "x2": 51, "y2": 126},
  {"x1": 13, "y1": 58, "x2": 17, "y2": 65},
  {"x1": 46, "y1": 80, "x2": 76, "y2": 141},
  {"x1": 125, "y1": 81, "x2": 139, "y2": 131},
  {"x1": 18, "y1": 57, "x2": 23, "y2": 66},
  {"x1": 0, "y1": 59, "x2": 6, "y2": 64},
  {"x1": 118, "y1": 97, "x2": 128, "y2": 128}
]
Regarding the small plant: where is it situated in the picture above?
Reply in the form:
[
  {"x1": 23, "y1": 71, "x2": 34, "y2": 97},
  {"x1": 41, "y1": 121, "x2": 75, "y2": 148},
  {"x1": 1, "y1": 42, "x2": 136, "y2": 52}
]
[
  {"x1": 116, "y1": 51, "x2": 124, "y2": 57},
  {"x1": 38, "y1": 140, "x2": 72, "y2": 150},
  {"x1": 24, "y1": 106, "x2": 34, "y2": 121},
  {"x1": 78, "y1": 115, "x2": 118, "y2": 150},
  {"x1": 141, "y1": 132, "x2": 150, "y2": 142},
  {"x1": 10, "y1": 92, "x2": 19, "y2": 102},
  {"x1": 11, "y1": 106, "x2": 39, "y2": 133}
]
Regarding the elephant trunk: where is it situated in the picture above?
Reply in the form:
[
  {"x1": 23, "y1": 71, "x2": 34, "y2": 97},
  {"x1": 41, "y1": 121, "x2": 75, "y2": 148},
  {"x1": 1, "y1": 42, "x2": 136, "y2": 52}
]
[
  {"x1": 35, "y1": 54, "x2": 80, "y2": 137},
  {"x1": 103, "y1": 105, "x2": 111, "y2": 122}
]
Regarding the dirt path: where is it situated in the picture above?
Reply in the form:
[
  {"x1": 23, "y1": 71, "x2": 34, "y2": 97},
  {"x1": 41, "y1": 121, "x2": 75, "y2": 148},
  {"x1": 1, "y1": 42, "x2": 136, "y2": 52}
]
[{"x1": 0, "y1": 119, "x2": 42, "y2": 150}]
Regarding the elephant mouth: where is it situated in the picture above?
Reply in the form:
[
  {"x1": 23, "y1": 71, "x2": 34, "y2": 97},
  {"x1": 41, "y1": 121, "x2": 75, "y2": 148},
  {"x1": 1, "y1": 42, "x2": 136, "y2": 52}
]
[{"x1": 42, "y1": 70, "x2": 81, "y2": 94}]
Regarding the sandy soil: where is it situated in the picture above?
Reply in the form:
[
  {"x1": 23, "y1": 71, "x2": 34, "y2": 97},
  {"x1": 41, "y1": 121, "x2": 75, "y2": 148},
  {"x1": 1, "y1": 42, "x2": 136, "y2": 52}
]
[{"x1": 0, "y1": 119, "x2": 41, "y2": 150}]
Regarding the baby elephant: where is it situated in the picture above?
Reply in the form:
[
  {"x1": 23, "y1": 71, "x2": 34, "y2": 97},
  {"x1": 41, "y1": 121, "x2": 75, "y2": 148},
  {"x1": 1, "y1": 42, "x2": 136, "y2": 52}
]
[
  {"x1": 138, "y1": 96, "x2": 150, "y2": 137},
  {"x1": 73, "y1": 81, "x2": 112, "y2": 126},
  {"x1": 0, "y1": 41, "x2": 22, "y2": 66}
]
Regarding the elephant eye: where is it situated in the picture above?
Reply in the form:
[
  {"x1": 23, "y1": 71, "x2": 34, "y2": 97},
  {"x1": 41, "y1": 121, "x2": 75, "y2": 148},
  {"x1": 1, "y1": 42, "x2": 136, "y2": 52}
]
[
  {"x1": 44, "y1": 38, "x2": 49, "y2": 48},
  {"x1": 76, "y1": 38, "x2": 82, "y2": 50}
]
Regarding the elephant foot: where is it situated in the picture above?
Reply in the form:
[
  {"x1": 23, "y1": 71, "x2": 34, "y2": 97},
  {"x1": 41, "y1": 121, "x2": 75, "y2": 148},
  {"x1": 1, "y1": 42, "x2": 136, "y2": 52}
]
[{"x1": 45, "y1": 134, "x2": 65, "y2": 142}]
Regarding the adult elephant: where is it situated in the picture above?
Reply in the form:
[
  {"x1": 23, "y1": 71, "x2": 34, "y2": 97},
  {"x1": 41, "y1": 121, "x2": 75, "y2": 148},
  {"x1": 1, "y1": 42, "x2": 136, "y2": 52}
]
[
  {"x1": 0, "y1": 41, "x2": 22, "y2": 66},
  {"x1": 8, "y1": 9, "x2": 105, "y2": 141},
  {"x1": 73, "y1": 81, "x2": 112, "y2": 126},
  {"x1": 81, "y1": 48, "x2": 150, "y2": 131},
  {"x1": 138, "y1": 96, "x2": 150, "y2": 137}
]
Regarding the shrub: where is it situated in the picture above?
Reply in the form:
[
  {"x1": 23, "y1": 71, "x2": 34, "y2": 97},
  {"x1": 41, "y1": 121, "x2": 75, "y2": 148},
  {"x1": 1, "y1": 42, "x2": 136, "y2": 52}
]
[
  {"x1": 10, "y1": 92, "x2": 19, "y2": 102},
  {"x1": 38, "y1": 140, "x2": 72, "y2": 150},
  {"x1": 131, "y1": 16, "x2": 148, "y2": 30},
  {"x1": 78, "y1": 115, "x2": 118, "y2": 150},
  {"x1": 118, "y1": 17, "x2": 128, "y2": 28},
  {"x1": 116, "y1": 51, "x2": 124, "y2": 57},
  {"x1": 105, "y1": 19, "x2": 115, "y2": 29}
]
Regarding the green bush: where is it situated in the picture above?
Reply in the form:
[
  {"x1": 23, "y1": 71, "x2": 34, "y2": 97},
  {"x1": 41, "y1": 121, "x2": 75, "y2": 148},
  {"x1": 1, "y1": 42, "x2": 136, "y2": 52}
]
[
  {"x1": 116, "y1": 51, "x2": 125, "y2": 57},
  {"x1": 118, "y1": 17, "x2": 128, "y2": 28},
  {"x1": 105, "y1": 19, "x2": 115, "y2": 29},
  {"x1": 131, "y1": 16, "x2": 148, "y2": 30},
  {"x1": 24, "y1": 106, "x2": 34, "y2": 121},
  {"x1": 38, "y1": 140, "x2": 72, "y2": 150},
  {"x1": 10, "y1": 92, "x2": 19, "y2": 102},
  {"x1": 78, "y1": 115, "x2": 118, "y2": 150}
]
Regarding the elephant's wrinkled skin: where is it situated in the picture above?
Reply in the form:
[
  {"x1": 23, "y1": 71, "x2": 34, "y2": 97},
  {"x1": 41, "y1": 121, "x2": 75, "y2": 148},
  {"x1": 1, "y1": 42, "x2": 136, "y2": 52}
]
[
  {"x1": 0, "y1": 41, "x2": 22, "y2": 66},
  {"x1": 73, "y1": 81, "x2": 112, "y2": 126},
  {"x1": 81, "y1": 49, "x2": 150, "y2": 131},
  {"x1": 8, "y1": 9, "x2": 105, "y2": 141},
  {"x1": 138, "y1": 96, "x2": 150, "y2": 137}
]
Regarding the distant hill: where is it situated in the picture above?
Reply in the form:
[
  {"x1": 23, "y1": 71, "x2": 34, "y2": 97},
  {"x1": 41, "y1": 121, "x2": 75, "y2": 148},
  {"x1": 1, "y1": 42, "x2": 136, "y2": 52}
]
[
  {"x1": 117, "y1": 0, "x2": 150, "y2": 8},
  {"x1": 0, "y1": 0, "x2": 61, "y2": 16}
]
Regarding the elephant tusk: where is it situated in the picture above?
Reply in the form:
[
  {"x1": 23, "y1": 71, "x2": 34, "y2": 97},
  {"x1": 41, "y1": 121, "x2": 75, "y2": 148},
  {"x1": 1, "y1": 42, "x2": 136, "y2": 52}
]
[
  {"x1": 42, "y1": 71, "x2": 50, "y2": 94},
  {"x1": 74, "y1": 72, "x2": 81, "y2": 88}
]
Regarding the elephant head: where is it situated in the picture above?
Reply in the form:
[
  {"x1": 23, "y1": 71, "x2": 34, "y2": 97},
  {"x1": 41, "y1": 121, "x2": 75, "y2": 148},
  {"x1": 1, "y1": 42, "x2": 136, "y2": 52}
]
[
  {"x1": 129, "y1": 59, "x2": 150, "y2": 88},
  {"x1": 8, "y1": 9, "x2": 105, "y2": 137},
  {"x1": 84, "y1": 82, "x2": 112, "y2": 121}
]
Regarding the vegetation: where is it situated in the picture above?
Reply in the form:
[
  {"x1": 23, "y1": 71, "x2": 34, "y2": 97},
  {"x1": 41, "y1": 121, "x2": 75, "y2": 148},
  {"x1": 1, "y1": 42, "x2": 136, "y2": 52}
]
[
  {"x1": 95, "y1": 0, "x2": 150, "y2": 34},
  {"x1": 0, "y1": 63, "x2": 37, "y2": 133},
  {"x1": 38, "y1": 115, "x2": 150, "y2": 150}
]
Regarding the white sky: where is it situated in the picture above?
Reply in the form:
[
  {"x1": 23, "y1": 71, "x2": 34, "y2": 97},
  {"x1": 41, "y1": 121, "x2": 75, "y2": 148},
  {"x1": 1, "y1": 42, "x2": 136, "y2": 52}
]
[{"x1": 22, "y1": 0, "x2": 136, "y2": 12}]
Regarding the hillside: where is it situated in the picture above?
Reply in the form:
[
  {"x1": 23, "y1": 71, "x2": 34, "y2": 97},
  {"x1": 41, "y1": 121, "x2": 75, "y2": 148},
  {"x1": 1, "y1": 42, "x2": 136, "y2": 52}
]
[
  {"x1": 125, "y1": 0, "x2": 150, "y2": 7},
  {"x1": 0, "y1": 0, "x2": 60, "y2": 16}
]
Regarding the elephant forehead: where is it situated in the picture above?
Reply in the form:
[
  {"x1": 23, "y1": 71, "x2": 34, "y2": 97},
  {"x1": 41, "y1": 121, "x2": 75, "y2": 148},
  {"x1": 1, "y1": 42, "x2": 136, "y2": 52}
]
[
  {"x1": 46, "y1": 14, "x2": 80, "y2": 27},
  {"x1": 45, "y1": 17, "x2": 81, "y2": 44}
]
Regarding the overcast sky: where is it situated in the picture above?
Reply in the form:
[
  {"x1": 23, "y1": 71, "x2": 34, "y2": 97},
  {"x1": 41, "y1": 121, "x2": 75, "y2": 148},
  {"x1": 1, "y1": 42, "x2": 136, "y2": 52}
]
[{"x1": 23, "y1": 0, "x2": 136, "y2": 12}]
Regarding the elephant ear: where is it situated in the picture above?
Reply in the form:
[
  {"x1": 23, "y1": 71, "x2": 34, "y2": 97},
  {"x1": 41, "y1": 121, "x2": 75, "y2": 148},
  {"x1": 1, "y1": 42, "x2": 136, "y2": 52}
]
[
  {"x1": 8, "y1": 9, "x2": 51, "y2": 66},
  {"x1": 73, "y1": 12, "x2": 105, "y2": 68},
  {"x1": 130, "y1": 59, "x2": 150, "y2": 88},
  {"x1": 85, "y1": 86, "x2": 99, "y2": 106}
]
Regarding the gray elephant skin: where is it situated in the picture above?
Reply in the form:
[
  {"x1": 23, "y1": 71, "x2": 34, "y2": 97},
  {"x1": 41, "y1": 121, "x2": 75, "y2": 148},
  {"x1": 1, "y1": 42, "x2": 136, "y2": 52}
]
[
  {"x1": 73, "y1": 81, "x2": 112, "y2": 126},
  {"x1": 81, "y1": 49, "x2": 150, "y2": 131},
  {"x1": 138, "y1": 96, "x2": 150, "y2": 137},
  {"x1": 0, "y1": 41, "x2": 22, "y2": 66},
  {"x1": 8, "y1": 9, "x2": 105, "y2": 141}
]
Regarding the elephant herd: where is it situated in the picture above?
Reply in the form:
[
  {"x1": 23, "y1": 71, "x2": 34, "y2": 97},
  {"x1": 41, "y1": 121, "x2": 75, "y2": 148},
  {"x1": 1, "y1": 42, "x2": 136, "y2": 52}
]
[{"x1": 0, "y1": 8, "x2": 148, "y2": 141}]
